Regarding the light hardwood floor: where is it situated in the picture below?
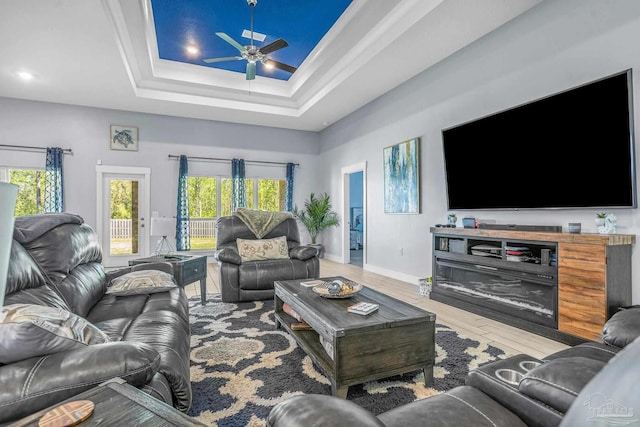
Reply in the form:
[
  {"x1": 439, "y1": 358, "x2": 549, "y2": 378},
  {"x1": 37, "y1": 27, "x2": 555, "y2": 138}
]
[{"x1": 183, "y1": 259, "x2": 570, "y2": 360}]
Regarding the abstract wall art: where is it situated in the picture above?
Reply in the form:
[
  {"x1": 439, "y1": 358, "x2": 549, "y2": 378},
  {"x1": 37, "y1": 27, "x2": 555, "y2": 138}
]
[{"x1": 383, "y1": 138, "x2": 420, "y2": 214}]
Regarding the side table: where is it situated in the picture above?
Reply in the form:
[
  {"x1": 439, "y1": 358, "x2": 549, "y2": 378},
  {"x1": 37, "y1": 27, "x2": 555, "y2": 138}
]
[
  {"x1": 9, "y1": 377, "x2": 206, "y2": 426},
  {"x1": 129, "y1": 254, "x2": 208, "y2": 305}
]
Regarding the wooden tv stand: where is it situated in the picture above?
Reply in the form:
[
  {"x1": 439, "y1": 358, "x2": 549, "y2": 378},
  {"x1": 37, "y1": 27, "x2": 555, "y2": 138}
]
[{"x1": 430, "y1": 227, "x2": 635, "y2": 343}]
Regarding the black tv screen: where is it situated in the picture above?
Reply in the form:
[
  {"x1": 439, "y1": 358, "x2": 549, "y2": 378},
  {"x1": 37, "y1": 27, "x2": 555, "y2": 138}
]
[{"x1": 442, "y1": 70, "x2": 636, "y2": 210}]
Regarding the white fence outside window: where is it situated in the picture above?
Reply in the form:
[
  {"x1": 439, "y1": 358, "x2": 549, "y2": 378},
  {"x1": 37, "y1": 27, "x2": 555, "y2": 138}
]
[{"x1": 110, "y1": 218, "x2": 216, "y2": 238}]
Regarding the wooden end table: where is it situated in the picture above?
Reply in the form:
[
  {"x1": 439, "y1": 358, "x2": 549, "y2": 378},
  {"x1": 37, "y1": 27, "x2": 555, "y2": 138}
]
[
  {"x1": 274, "y1": 276, "x2": 436, "y2": 398},
  {"x1": 10, "y1": 377, "x2": 206, "y2": 426},
  {"x1": 129, "y1": 254, "x2": 208, "y2": 305}
]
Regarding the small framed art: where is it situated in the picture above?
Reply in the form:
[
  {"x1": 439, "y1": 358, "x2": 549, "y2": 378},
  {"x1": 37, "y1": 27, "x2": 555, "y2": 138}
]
[{"x1": 110, "y1": 125, "x2": 138, "y2": 151}]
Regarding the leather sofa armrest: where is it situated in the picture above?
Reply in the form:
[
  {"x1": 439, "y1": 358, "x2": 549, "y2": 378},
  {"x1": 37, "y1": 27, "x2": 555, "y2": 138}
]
[
  {"x1": 465, "y1": 355, "x2": 564, "y2": 427},
  {"x1": 106, "y1": 262, "x2": 174, "y2": 282},
  {"x1": 0, "y1": 342, "x2": 160, "y2": 424},
  {"x1": 267, "y1": 394, "x2": 385, "y2": 427},
  {"x1": 215, "y1": 247, "x2": 242, "y2": 265},
  {"x1": 602, "y1": 307, "x2": 640, "y2": 348},
  {"x1": 518, "y1": 356, "x2": 605, "y2": 413},
  {"x1": 289, "y1": 246, "x2": 317, "y2": 261}
]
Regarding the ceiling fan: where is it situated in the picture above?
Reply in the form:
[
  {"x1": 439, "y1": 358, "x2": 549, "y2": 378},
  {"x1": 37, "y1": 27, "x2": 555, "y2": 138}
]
[{"x1": 203, "y1": 0, "x2": 297, "y2": 80}]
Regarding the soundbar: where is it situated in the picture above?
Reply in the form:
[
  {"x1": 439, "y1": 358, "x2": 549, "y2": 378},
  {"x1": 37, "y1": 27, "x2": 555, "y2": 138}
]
[{"x1": 477, "y1": 223, "x2": 562, "y2": 232}]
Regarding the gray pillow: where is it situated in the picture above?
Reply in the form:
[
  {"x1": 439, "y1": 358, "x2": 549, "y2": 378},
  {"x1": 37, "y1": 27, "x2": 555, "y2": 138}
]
[
  {"x1": 0, "y1": 303, "x2": 110, "y2": 364},
  {"x1": 107, "y1": 270, "x2": 177, "y2": 296}
]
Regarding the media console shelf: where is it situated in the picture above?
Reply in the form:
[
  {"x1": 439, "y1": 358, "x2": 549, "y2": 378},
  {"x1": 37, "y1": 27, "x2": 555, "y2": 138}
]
[{"x1": 430, "y1": 227, "x2": 635, "y2": 344}]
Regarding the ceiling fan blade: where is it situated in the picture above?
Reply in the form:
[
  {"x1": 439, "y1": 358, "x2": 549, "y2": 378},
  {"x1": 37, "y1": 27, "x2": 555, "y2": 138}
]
[
  {"x1": 216, "y1": 32, "x2": 245, "y2": 52},
  {"x1": 246, "y1": 62, "x2": 256, "y2": 80},
  {"x1": 260, "y1": 38, "x2": 288, "y2": 55},
  {"x1": 265, "y1": 59, "x2": 297, "y2": 74},
  {"x1": 203, "y1": 56, "x2": 243, "y2": 64}
]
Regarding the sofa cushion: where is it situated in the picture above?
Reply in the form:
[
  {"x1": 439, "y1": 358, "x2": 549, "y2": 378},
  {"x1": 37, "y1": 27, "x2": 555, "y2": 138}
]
[
  {"x1": 0, "y1": 303, "x2": 110, "y2": 364},
  {"x1": 237, "y1": 235, "x2": 289, "y2": 262},
  {"x1": 519, "y1": 356, "x2": 605, "y2": 413},
  {"x1": 107, "y1": 270, "x2": 177, "y2": 296}
]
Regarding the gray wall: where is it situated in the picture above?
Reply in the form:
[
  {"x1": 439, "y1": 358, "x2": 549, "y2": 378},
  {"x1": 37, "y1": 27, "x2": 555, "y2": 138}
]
[
  {"x1": 0, "y1": 98, "x2": 320, "y2": 250},
  {"x1": 318, "y1": 0, "x2": 640, "y2": 301}
]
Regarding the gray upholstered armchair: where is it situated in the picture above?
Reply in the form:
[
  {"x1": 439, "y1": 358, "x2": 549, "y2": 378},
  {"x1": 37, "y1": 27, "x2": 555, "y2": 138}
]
[{"x1": 214, "y1": 210, "x2": 320, "y2": 303}]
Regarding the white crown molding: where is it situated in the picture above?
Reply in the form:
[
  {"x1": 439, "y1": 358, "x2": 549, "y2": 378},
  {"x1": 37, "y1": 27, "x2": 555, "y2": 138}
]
[
  {"x1": 101, "y1": 0, "x2": 442, "y2": 115},
  {"x1": 94, "y1": 0, "x2": 543, "y2": 130}
]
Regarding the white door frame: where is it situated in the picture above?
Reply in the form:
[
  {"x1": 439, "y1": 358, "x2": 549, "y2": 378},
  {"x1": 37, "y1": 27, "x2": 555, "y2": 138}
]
[
  {"x1": 341, "y1": 162, "x2": 367, "y2": 265},
  {"x1": 96, "y1": 165, "x2": 151, "y2": 267}
]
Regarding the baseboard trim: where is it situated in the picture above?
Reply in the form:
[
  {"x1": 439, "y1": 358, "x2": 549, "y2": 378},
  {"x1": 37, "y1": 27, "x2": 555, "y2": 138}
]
[
  {"x1": 363, "y1": 264, "x2": 422, "y2": 286},
  {"x1": 323, "y1": 252, "x2": 422, "y2": 287}
]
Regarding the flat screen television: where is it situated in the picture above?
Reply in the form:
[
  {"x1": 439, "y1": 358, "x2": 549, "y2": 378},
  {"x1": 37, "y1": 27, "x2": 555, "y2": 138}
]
[{"x1": 442, "y1": 69, "x2": 636, "y2": 210}]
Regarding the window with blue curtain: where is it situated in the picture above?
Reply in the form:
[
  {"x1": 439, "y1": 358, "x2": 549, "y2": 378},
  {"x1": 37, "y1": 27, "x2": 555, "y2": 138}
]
[
  {"x1": 44, "y1": 147, "x2": 64, "y2": 213},
  {"x1": 176, "y1": 155, "x2": 190, "y2": 251},
  {"x1": 231, "y1": 158, "x2": 246, "y2": 212},
  {"x1": 285, "y1": 162, "x2": 295, "y2": 212}
]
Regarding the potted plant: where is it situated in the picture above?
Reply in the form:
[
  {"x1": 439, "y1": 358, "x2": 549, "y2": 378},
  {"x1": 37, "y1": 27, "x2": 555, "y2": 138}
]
[
  {"x1": 596, "y1": 212, "x2": 608, "y2": 227},
  {"x1": 293, "y1": 192, "x2": 340, "y2": 258}
]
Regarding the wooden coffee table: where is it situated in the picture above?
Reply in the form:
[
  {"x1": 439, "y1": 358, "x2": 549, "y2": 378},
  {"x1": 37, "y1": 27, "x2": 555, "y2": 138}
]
[{"x1": 274, "y1": 276, "x2": 436, "y2": 398}]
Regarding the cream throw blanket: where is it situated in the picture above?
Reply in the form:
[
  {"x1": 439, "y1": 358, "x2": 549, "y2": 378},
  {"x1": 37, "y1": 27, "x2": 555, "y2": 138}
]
[{"x1": 235, "y1": 208, "x2": 294, "y2": 238}]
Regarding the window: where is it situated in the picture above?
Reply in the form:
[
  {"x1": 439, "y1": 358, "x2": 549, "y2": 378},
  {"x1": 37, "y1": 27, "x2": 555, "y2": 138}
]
[
  {"x1": 0, "y1": 168, "x2": 45, "y2": 216},
  {"x1": 186, "y1": 176, "x2": 286, "y2": 250},
  {"x1": 188, "y1": 176, "x2": 218, "y2": 250}
]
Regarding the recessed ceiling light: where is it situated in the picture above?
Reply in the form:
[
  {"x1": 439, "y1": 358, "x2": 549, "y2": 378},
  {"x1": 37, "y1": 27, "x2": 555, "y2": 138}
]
[
  {"x1": 322, "y1": 121, "x2": 330, "y2": 126},
  {"x1": 263, "y1": 61, "x2": 274, "y2": 70},
  {"x1": 185, "y1": 45, "x2": 199, "y2": 55},
  {"x1": 17, "y1": 71, "x2": 34, "y2": 81}
]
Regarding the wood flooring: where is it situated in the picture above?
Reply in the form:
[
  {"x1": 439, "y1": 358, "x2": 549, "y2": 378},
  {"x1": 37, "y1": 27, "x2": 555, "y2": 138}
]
[{"x1": 183, "y1": 259, "x2": 570, "y2": 360}]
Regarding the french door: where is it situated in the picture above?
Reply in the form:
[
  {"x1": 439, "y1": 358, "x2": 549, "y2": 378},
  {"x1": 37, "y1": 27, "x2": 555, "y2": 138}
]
[{"x1": 96, "y1": 166, "x2": 150, "y2": 267}]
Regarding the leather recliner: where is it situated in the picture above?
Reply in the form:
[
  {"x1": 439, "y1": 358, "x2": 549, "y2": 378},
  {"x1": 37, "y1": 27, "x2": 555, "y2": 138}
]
[
  {"x1": 267, "y1": 307, "x2": 640, "y2": 427},
  {"x1": 214, "y1": 215, "x2": 320, "y2": 303},
  {"x1": 0, "y1": 213, "x2": 192, "y2": 424}
]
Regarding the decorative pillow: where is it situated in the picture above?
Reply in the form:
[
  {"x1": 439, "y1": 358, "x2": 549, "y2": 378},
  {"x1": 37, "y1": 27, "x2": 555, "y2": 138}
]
[
  {"x1": 0, "y1": 304, "x2": 110, "y2": 364},
  {"x1": 237, "y1": 236, "x2": 290, "y2": 262},
  {"x1": 107, "y1": 270, "x2": 177, "y2": 296}
]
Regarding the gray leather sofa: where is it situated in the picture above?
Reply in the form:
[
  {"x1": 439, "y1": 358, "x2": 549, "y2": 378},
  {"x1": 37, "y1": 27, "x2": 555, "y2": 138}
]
[
  {"x1": 0, "y1": 213, "x2": 192, "y2": 424},
  {"x1": 214, "y1": 215, "x2": 320, "y2": 302},
  {"x1": 267, "y1": 307, "x2": 640, "y2": 427}
]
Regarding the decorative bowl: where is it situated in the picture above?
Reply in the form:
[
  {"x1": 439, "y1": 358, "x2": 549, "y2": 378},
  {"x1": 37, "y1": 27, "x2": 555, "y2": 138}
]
[{"x1": 312, "y1": 280, "x2": 363, "y2": 298}]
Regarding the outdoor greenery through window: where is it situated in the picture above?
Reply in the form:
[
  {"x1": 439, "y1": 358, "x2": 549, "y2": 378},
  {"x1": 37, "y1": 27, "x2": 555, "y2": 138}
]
[
  {"x1": 188, "y1": 176, "x2": 287, "y2": 250},
  {"x1": 3, "y1": 169, "x2": 45, "y2": 216}
]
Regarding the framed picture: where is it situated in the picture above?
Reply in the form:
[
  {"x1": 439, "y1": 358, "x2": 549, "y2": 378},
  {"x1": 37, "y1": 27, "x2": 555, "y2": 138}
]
[
  {"x1": 383, "y1": 137, "x2": 420, "y2": 214},
  {"x1": 110, "y1": 125, "x2": 138, "y2": 151}
]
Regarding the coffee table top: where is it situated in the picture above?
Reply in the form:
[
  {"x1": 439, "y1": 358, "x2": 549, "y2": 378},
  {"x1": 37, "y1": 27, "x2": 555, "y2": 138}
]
[{"x1": 275, "y1": 276, "x2": 435, "y2": 337}]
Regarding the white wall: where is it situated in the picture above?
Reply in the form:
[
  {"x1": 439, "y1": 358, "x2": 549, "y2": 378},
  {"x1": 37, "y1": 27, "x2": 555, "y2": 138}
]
[
  {"x1": 318, "y1": 0, "x2": 640, "y2": 301},
  {"x1": 0, "y1": 98, "x2": 320, "y2": 250}
]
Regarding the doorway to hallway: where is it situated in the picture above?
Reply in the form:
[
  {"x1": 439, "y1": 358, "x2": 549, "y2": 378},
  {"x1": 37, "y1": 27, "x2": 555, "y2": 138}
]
[{"x1": 341, "y1": 162, "x2": 366, "y2": 268}]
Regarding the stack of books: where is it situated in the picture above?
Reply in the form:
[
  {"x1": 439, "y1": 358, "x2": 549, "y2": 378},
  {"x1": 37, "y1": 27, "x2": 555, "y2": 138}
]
[
  {"x1": 505, "y1": 245, "x2": 533, "y2": 262},
  {"x1": 347, "y1": 302, "x2": 379, "y2": 315}
]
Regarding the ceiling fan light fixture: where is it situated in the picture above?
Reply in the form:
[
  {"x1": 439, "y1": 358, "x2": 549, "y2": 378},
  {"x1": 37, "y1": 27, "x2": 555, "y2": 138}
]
[{"x1": 202, "y1": 0, "x2": 297, "y2": 80}]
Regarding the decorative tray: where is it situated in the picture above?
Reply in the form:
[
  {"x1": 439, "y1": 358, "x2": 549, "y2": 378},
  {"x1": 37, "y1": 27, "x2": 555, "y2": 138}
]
[{"x1": 311, "y1": 279, "x2": 363, "y2": 299}]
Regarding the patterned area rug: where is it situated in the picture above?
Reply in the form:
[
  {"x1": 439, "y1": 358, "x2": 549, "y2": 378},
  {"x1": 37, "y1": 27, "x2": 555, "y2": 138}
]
[{"x1": 187, "y1": 295, "x2": 506, "y2": 427}]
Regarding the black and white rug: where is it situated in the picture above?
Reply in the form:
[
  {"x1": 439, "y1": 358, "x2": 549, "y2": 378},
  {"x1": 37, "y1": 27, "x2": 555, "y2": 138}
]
[{"x1": 187, "y1": 295, "x2": 506, "y2": 427}]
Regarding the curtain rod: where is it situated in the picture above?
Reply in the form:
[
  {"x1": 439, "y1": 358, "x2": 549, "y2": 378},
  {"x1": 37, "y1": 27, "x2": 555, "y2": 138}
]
[
  {"x1": 167, "y1": 154, "x2": 298, "y2": 167},
  {"x1": 0, "y1": 144, "x2": 73, "y2": 154}
]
